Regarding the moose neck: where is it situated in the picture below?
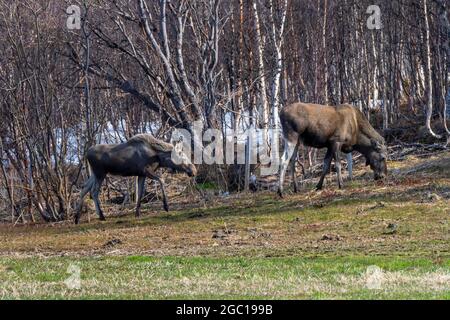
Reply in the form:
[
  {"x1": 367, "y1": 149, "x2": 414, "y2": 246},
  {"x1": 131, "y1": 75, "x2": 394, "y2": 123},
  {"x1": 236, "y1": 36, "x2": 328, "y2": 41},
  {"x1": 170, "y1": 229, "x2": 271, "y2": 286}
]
[
  {"x1": 352, "y1": 109, "x2": 386, "y2": 160},
  {"x1": 353, "y1": 134, "x2": 375, "y2": 161}
]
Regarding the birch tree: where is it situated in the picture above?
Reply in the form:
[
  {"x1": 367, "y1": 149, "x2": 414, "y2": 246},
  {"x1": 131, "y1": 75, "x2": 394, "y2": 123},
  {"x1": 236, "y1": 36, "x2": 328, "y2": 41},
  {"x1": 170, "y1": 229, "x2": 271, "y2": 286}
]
[
  {"x1": 422, "y1": 0, "x2": 441, "y2": 138},
  {"x1": 252, "y1": 0, "x2": 270, "y2": 150},
  {"x1": 268, "y1": 0, "x2": 288, "y2": 131}
]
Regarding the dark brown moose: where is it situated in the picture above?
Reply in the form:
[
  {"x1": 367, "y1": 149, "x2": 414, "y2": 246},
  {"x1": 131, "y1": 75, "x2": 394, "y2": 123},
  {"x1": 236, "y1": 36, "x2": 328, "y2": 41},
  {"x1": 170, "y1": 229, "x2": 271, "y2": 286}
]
[
  {"x1": 75, "y1": 134, "x2": 197, "y2": 224},
  {"x1": 278, "y1": 103, "x2": 388, "y2": 197}
]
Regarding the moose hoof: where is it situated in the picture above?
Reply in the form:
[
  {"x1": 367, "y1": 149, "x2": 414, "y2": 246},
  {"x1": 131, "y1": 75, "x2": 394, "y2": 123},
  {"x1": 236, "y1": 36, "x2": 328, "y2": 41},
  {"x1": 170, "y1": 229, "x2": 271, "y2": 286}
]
[
  {"x1": 277, "y1": 189, "x2": 284, "y2": 198},
  {"x1": 164, "y1": 204, "x2": 169, "y2": 212},
  {"x1": 99, "y1": 216, "x2": 106, "y2": 221}
]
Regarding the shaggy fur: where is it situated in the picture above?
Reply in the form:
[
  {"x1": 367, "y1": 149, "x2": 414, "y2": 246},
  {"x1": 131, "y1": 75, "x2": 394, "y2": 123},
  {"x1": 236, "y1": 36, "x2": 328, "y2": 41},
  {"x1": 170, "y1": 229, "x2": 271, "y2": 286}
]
[
  {"x1": 128, "y1": 134, "x2": 174, "y2": 153},
  {"x1": 278, "y1": 102, "x2": 388, "y2": 196},
  {"x1": 75, "y1": 134, "x2": 196, "y2": 224}
]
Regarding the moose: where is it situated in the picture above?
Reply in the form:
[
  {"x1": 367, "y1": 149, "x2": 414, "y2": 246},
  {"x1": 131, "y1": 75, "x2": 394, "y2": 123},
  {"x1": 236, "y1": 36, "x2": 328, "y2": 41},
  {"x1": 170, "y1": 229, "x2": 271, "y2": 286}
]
[
  {"x1": 278, "y1": 102, "x2": 388, "y2": 197},
  {"x1": 75, "y1": 134, "x2": 197, "y2": 224}
]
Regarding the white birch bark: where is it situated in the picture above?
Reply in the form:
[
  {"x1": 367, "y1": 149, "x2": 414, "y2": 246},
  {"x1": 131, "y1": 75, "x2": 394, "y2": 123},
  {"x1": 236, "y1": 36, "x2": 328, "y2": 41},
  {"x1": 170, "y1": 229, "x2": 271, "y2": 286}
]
[
  {"x1": 322, "y1": 0, "x2": 328, "y2": 104},
  {"x1": 252, "y1": 0, "x2": 270, "y2": 150},
  {"x1": 138, "y1": 0, "x2": 189, "y2": 125},
  {"x1": 423, "y1": 0, "x2": 442, "y2": 138},
  {"x1": 269, "y1": 0, "x2": 288, "y2": 131}
]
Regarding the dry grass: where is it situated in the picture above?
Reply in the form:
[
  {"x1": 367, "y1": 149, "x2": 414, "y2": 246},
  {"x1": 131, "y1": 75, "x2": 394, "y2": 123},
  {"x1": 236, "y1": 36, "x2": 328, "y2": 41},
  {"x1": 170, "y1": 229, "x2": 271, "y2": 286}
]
[
  {"x1": 0, "y1": 256, "x2": 448, "y2": 299},
  {"x1": 0, "y1": 152, "x2": 449, "y2": 259},
  {"x1": 0, "y1": 152, "x2": 448, "y2": 299}
]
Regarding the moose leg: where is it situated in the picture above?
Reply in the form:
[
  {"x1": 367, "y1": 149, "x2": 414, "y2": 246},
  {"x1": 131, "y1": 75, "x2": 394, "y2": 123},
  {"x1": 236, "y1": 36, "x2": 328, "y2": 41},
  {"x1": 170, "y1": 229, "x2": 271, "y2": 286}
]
[
  {"x1": 91, "y1": 176, "x2": 106, "y2": 221},
  {"x1": 334, "y1": 151, "x2": 344, "y2": 189},
  {"x1": 346, "y1": 153, "x2": 353, "y2": 180},
  {"x1": 135, "y1": 176, "x2": 146, "y2": 217},
  {"x1": 290, "y1": 142, "x2": 300, "y2": 193},
  {"x1": 145, "y1": 169, "x2": 169, "y2": 212},
  {"x1": 278, "y1": 139, "x2": 299, "y2": 198},
  {"x1": 316, "y1": 149, "x2": 334, "y2": 191},
  {"x1": 74, "y1": 176, "x2": 95, "y2": 224}
]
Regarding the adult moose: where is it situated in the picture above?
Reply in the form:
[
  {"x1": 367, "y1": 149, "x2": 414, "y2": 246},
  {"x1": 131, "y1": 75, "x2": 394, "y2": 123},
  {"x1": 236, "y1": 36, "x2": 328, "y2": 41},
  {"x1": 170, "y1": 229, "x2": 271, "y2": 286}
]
[
  {"x1": 278, "y1": 103, "x2": 388, "y2": 197},
  {"x1": 75, "y1": 134, "x2": 197, "y2": 224}
]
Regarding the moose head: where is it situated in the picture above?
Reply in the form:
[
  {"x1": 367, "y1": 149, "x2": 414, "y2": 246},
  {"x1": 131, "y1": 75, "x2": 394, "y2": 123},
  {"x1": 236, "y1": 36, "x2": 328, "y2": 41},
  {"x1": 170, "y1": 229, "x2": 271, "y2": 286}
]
[
  {"x1": 167, "y1": 138, "x2": 197, "y2": 177},
  {"x1": 366, "y1": 139, "x2": 388, "y2": 181}
]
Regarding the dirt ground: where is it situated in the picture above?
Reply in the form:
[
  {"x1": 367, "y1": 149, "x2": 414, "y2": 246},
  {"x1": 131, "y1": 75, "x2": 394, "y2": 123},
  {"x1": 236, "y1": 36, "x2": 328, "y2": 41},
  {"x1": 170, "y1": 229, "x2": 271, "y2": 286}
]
[{"x1": 0, "y1": 151, "x2": 448, "y2": 260}]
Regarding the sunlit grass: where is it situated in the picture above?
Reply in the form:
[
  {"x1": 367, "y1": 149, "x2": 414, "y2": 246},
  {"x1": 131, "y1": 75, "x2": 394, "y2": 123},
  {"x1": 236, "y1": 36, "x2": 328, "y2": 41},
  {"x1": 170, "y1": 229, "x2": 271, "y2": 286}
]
[
  {"x1": 0, "y1": 152, "x2": 448, "y2": 299},
  {"x1": 0, "y1": 256, "x2": 449, "y2": 300}
]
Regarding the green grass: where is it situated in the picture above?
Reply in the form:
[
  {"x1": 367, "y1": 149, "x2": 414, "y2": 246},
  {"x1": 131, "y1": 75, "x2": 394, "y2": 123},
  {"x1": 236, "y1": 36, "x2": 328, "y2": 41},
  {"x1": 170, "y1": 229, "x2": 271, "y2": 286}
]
[
  {"x1": 0, "y1": 153, "x2": 449, "y2": 299},
  {"x1": 0, "y1": 256, "x2": 449, "y2": 300},
  {"x1": 196, "y1": 182, "x2": 218, "y2": 191}
]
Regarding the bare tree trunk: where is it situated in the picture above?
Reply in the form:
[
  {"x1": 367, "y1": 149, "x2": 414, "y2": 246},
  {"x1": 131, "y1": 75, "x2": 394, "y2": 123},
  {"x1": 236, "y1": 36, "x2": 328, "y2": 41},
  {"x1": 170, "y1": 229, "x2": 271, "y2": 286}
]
[
  {"x1": 269, "y1": 0, "x2": 288, "y2": 130},
  {"x1": 252, "y1": 0, "x2": 270, "y2": 150},
  {"x1": 234, "y1": 0, "x2": 245, "y2": 132},
  {"x1": 138, "y1": 0, "x2": 190, "y2": 125},
  {"x1": 322, "y1": 0, "x2": 328, "y2": 104},
  {"x1": 380, "y1": 31, "x2": 389, "y2": 130},
  {"x1": 0, "y1": 141, "x2": 19, "y2": 223},
  {"x1": 436, "y1": 0, "x2": 450, "y2": 139},
  {"x1": 423, "y1": 0, "x2": 442, "y2": 138},
  {"x1": 371, "y1": 33, "x2": 378, "y2": 113}
]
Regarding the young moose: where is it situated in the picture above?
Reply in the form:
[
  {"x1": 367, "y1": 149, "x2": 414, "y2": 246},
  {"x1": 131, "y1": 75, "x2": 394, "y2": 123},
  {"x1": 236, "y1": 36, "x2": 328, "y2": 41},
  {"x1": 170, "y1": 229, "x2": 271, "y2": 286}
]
[
  {"x1": 75, "y1": 134, "x2": 197, "y2": 224},
  {"x1": 278, "y1": 103, "x2": 388, "y2": 197}
]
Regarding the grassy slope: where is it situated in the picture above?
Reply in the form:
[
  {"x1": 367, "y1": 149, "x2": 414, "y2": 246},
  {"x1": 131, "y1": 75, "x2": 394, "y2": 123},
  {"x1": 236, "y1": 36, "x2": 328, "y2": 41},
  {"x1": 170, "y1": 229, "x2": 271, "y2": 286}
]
[
  {"x1": 1, "y1": 256, "x2": 449, "y2": 299},
  {"x1": 0, "y1": 152, "x2": 449, "y2": 299}
]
